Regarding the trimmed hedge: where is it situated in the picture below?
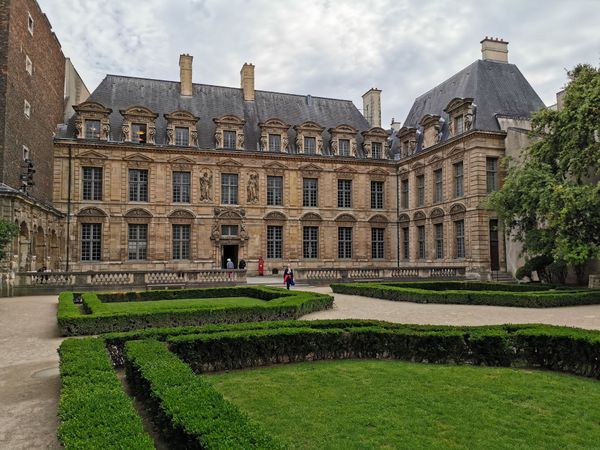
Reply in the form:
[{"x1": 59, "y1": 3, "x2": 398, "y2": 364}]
[
  {"x1": 57, "y1": 339, "x2": 153, "y2": 450},
  {"x1": 58, "y1": 286, "x2": 333, "y2": 336},
  {"x1": 124, "y1": 339, "x2": 284, "y2": 449},
  {"x1": 331, "y1": 281, "x2": 600, "y2": 307}
]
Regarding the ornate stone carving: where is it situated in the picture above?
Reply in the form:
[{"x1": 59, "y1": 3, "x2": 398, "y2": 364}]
[
  {"x1": 148, "y1": 125, "x2": 156, "y2": 144},
  {"x1": 258, "y1": 118, "x2": 290, "y2": 152},
  {"x1": 214, "y1": 131, "x2": 222, "y2": 148},
  {"x1": 213, "y1": 115, "x2": 246, "y2": 150},
  {"x1": 74, "y1": 118, "x2": 83, "y2": 138},
  {"x1": 199, "y1": 171, "x2": 213, "y2": 202},
  {"x1": 101, "y1": 123, "x2": 110, "y2": 140},
  {"x1": 329, "y1": 124, "x2": 359, "y2": 157},
  {"x1": 260, "y1": 135, "x2": 267, "y2": 151},
  {"x1": 167, "y1": 128, "x2": 174, "y2": 145},
  {"x1": 247, "y1": 173, "x2": 259, "y2": 204},
  {"x1": 330, "y1": 140, "x2": 338, "y2": 155},
  {"x1": 351, "y1": 141, "x2": 358, "y2": 157},
  {"x1": 237, "y1": 133, "x2": 244, "y2": 149},
  {"x1": 191, "y1": 129, "x2": 198, "y2": 146},
  {"x1": 73, "y1": 101, "x2": 113, "y2": 141}
]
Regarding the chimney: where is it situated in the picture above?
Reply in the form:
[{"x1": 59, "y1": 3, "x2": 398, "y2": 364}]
[
  {"x1": 179, "y1": 54, "x2": 193, "y2": 96},
  {"x1": 480, "y1": 37, "x2": 508, "y2": 63},
  {"x1": 241, "y1": 63, "x2": 255, "y2": 101},
  {"x1": 362, "y1": 88, "x2": 381, "y2": 128}
]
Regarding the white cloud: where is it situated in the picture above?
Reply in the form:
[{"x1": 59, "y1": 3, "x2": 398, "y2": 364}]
[{"x1": 39, "y1": 0, "x2": 599, "y2": 125}]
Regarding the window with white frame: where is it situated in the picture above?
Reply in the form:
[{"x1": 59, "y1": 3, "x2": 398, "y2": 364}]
[
  {"x1": 304, "y1": 136, "x2": 316, "y2": 154},
  {"x1": 27, "y1": 13, "x2": 34, "y2": 35},
  {"x1": 22, "y1": 145, "x2": 30, "y2": 161},
  {"x1": 175, "y1": 127, "x2": 189, "y2": 147},
  {"x1": 269, "y1": 134, "x2": 281, "y2": 152},
  {"x1": 221, "y1": 173, "x2": 238, "y2": 204},
  {"x1": 129, "y1": 169, "x2": 149, "y2": 202},
  {"x1": 85, "y1": 120, "x2": 101, "y2": 140},
  {"x1": 337, "y1": 179, "x2": 352, "y2": 208},
  {"x1": 372, "y1": 142, "x2": 382, "y2": 159},
  {"x1": 221, "y1": 224, "x2": 238, "y2": 237},
  {"x1": 223, "y1": 130, "x2": 236, "y2": 149},
  {"x1": 486, "y1": 157, "x2": 498, "y2": 193},
  {"x1": 371, "y1": 181, "x2": 384, "y2": 209},
  {"x1": 82, "y1": 167, "x2": 103, "y2": 201},
  {"x1": 81, "y1": 223, "x2": 101, "y2": 261}
]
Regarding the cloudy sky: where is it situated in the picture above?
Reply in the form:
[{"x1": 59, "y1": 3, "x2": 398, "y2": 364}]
[{"x1": 39, "y1": 0, "x2": 599, "y2": 125}]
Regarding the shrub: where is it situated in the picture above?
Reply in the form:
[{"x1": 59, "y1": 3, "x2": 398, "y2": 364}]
[
  {"x1": 330, "y1": 281, "x2": 600, "y2": 308},
  {"x1": 124, "y1": 339, "x2": 284, "y2": 449},
  {"x1": 57, "y1": 339, "x2": 153, "y2": 450},
  {"x1": 58, "y1": 286, "x2": 333, "y2": 336}
]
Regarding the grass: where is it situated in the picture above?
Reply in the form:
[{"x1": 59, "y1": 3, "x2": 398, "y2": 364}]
[
  {"x1": 208, "y1": 359, "x2": 600, "y2": 450},
  {"x1": 90, "y1": 296, "x2": 267, "y2": 315}
]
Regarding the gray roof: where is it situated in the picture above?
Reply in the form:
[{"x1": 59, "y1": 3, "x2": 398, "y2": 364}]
[
  {"x1": 403, "y1": 59, "x2": 544, "y2": 131},
  {"x1": 73, "y1": 75, "x2": 372, "y2": 156}
]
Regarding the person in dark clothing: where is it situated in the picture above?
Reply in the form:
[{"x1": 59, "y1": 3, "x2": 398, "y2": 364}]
[
  {"x1": 239, "y1": 259, "x2": 246, "y2": 270},
  {"x1": 285, "y1": 268, "x2": 294, "y2": 290}
]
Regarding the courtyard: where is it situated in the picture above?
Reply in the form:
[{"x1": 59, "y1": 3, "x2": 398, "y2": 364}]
[{"x1": 2, "y1": 281, "x2": 600, "y2": 449}]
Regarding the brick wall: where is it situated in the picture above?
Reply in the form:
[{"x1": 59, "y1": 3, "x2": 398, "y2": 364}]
[{"x1": 0, "y1": 0, "x2": 64, "y2": 202}]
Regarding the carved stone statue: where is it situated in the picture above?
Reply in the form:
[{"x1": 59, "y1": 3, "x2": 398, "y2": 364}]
[
  {"x1": 191, "y1": 129, "x2": 198, "y2": 146},
  {"x1": 330, "y1": 139, "x2": 337, "y2": 155},
  {"x1": 101, "y1": 122, "x2": 110, "y2": 140},
  {"x1": 200, "y1": 171, "x2": 212, "y2": 201},
  {"x1": 210, "y1": 223, "x2": 220, "y2": 241},
  {"x1": 260, "y1": 134, "x2": 267, "y2": 151},
  {"x1": 237, "y1": 133, "x2": 244, "y2": 149},
  {"x1": 317, "y1": 139, "x2": 323, "y2": 154},
  {"x1": 240, "y1": 224, "x2": 249, "y2": 240},
  {"x1": 247, "y1": 173, "x2": 259, "y2": 203},
  {"x1": 148, "y1": 126, "x2": 156, "y2": 144},
  {"x1": 295, "y1": 135, "x2": 302, "y2": 153},
  {"x1": 167, "y1": 128, "x2": 174, "y2": 145},
  {"x1": 282, "y1": 136, "x2": 289, "y2": 152},
  {"x1": 351, "y1": 141, "x2": 357, "y2": 157},
  {"x1": 74, "y1": 119, "x2": 82, "y2": 138},
  {"x1": 215, "y1": 131, "x2": 222, "y2": 148},
  {"x1": 122, "y1": 123, "x2": 130, "y2": 142},
  {"x1": 465, "y1": 104, "x2": 476, "y2": 131}
]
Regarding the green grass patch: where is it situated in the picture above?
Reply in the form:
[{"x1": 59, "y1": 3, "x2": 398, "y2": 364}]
[
  {"x1": 331, "y1": 281, "x2": 600, "y2": 307},
  {"x1": 57, "y1": 286, "x2": 333, "y2": 336},
  {"x1": 208, "y1": 359, "x2": 600, "y2": 449}
]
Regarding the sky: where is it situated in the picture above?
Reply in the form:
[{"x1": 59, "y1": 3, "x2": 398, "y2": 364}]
[{"x1": 38, "y1": 0, "x2": 600, "y2": 126}]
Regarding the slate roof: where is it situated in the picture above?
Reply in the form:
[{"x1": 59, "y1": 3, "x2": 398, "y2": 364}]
[
  {"x1": 70, "y1": 75, "x2": 373, "y2": 156},
  {"x1": 392, "y1": 59, "x2": 545, "y2": 157}
]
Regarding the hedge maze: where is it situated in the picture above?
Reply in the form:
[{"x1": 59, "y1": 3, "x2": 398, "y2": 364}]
[
  {"x1": 331, "y1": 281, "x2": 600, "y2": 307},
  {"x1": 58, "y1": 319, "x2": 600, "y2": 449}
]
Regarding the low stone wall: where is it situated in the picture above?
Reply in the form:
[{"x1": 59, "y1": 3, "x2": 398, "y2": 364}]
[
  {"x1": 2, "y1": 269, "x2": 247, "y2": 296},
  {"x1": 295, "y1": 266, "x2": 466, "y2": 283}
]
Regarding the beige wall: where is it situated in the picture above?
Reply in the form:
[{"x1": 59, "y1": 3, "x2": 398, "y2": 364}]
[{"x1": 63, "y1": 58, "x2": 90, "y2": 123}]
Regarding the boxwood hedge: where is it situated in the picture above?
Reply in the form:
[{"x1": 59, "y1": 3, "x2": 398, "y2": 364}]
[
  {"x1": 58, "y1": 286, "x2": 333, "y2": 336},
  {"x1": 331, "y1": 281, "x2": 600, "y2": 308}
]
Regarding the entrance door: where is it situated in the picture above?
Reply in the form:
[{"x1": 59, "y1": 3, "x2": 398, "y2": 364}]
[
  {"x1": 221, "y1": 245, "x2": 239, "y2": 268},
  {"x1": 489, "y1": 219, "x2": 500, "y2": 271}
]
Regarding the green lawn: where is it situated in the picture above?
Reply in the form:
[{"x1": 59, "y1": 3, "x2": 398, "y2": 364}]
[
  {"x1": 208, "y1": 360, "x2": 600, "y2": 449},
  {"x1": 90, "y1": 297, "x2": 266, "y2": 315}
]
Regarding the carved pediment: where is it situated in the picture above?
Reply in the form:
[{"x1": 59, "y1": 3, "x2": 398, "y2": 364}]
[
  {"x1": 413, "y1": 211, "x2": 426, "y2": 221},
  {"x1": 335, "y1": 165, "x2": 357, "y2": 174},
  {"x1": 335, "y1": 213, "x2": 357, "y2": 223},
  {"x1": 444, "y1": 97, "x2": 474, "y2": 114},
  {"x1": 263, "y1": 161, "x2": 287, "y2": 170},
  {"x1": 168, "y1": 209, "x2": 195, "y2": 219},
  {"x1": 294, "y1": 121, "x2": 325, "y2": 133},
  {"x1": 410, "y1": 161, "x2": 424, "y2": 171},
  {"x1": 264, "y1": 211, "x2": 287, "y2": 221},
  {"x1": 300, "y1": 212, "x2": 322, "y2": 222},
  {"x1": 214, "y1": 207, "x2": 245, "y2": 220},
  {"x1": 259, "y1": 118, "x2": 290, "y2": 129},
  {"x1": 124, "y1": 153, "x2": 154, "y2": 162},
  {"x1": 427, "y1": 155, "x2": 442, "y2": 165},
  {"x1": 213, "y1": 114, "x2": 245, "y2": 126},
  {"x1": 78, "y1": 150, "x2": 107, "y2": 160},
  {"x1": 448, "y1": 145, "x2": 465, "y2": 158},
  {"x1": 361, "y1": 126, "x2": 388, "y2": 138},
  {"x1": 217, "y1": 158, "x2": 242, "y2": 167},
  {"x1": 120, "y1": 105, "x2": 158, "y2": 119},
  {"x1": 299, "y1": 164, "x2": 323, "y2": 173},
  {"x1": 124, "y1": 208, "x2": 153, "y2": 218},
  {"x1": 77, "y1": 207, "x2": 107, "y2": 217},
  {"x1": 368, "y1": 214, "x2": 389, "y2": 224},
  {"x1": 329, "y1": 124, "x2": 359, "y2": 135},
  {"x1": 168, "y1": 156, "x2": 195, "y2": 165},
  {"x1": 449, "y1": 203, "x2": 466, "y2": 215},
  {"x1": 73, "y1": 101, "x2": 112, "y2": 115},
  {"x1": 419, "y1": 114, "x2": 440, "y2": 128},
  {"x1": 368, "y1": 168, "x2": 390, "y2": 176},
  {"x1": 430, "y1": 208, "x2": 445, "y2": 219},
  {"x1": 164, "y1": 110, "x2": 199, "y2": 122},
  {"x1": 398, "y1": 213, "x2": 410, "y2": 223}
]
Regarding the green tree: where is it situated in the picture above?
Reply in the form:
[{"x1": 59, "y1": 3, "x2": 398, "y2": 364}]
[
  {"x1": 0, "y1": 219, "x2": 19, "y2": 260},
  {"x1": 489, "y1": 64, "x2": 600, "y2": 282}
]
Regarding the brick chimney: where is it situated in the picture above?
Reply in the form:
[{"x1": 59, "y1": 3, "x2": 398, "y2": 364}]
[
  {"x1": 241, "y1": 63, "x2": 255, "y2": 101},
  {"x1": 480, "y1": 37, "x2": 508, "y2": 63},
  {"x1": 362, "y1": 88, "x2": 381, "y2": 128},
  {"x1": 179, "y1": 54, "x2": 193, "y2": 96}
]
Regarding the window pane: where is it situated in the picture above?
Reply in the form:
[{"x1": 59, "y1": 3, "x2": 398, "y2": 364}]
[
  {"x1": 338, "y1": 227, "x2": 353, "y2": 258},
  {"x1": 435, "y1": 223, "x2": 444, "y2": 259},
  {"x1": 82, "y1": 167, "x2": 102, "y2": 201},
  {"x1": 337, "y1": 179, "x2": 352, "y2": 208},
  {"x1": 223, "y1": 131, "x2": 236, "y2": 149},
  {"x1": 371, "y1": 181, "x2": 384, "y2": 209},
  {"x1": 129, "y1": 169, "x2": 148, "y2": 202},
  {"x1": 372, "y1": 142, "x2": 382, "y2": 159},
  {"x1": 267, "y1": 176, "x2": 283, "y2": 206},
  {"x1": 303, "y1": 178, "x2": 318, "y2": 207},
  {"x1": 175, "y1": 127, "x2": 189, "y2": 146},
  {"x1": 401, "y1": 179, "x2": 409, "y2": 209},
  {"x1": 131, "y1": 123, "x2": 147, "y2": 144},
  {"x1": 434, "y1": 169, "x2": 443, "y2": 203},
  {"x1": 269, "y1": 134, "x2": 281, "y2": 152},
  {"x1": 81, "y1": 223, "x2": 101, "y2": 261},
  {"x1": 267, "y1": 225, "x2": 283, "y2": 259},
  {"x1": 128, "y1": 224, "x2": 148, "y2": 260},
  {"x1": 303, "y1": 226, "x2": 318, "y2": 258},
  {"x1": 371, "y1": 228, "x2": 384, "y2": 259},
  {"x1": 418, "y1": 225, "x2": 425, "y2": 259},
  {"x1": 221, "y1": 173, "x2": 238, "y2": 204},
  {"x1": 402, "y1": 227, "x2": 410, "y2": 259},
  {"x1": 172, "y1": 171, "x2": 190, "y2": 203},
  {"x1": 304, "y1": 137, "x2": 316, "y2": 154},
  {"x1": 486, "y1": 157, "x2": 498, "y2": 193},
  {"x1": 454, "y1": 162, "x2": 464, "y2": 197},
  {"x1": 454, "y1": 115, "x2": 463, "y2": 135},
  {"x1": 416, "y1": 175, "x2": 425, "y2": 206},
  {"x1": 221, "y1": 225, "x2": 238, "y2": 236},
  {"x1": 85, "y1": 120, "x2": 101, "y2": 140},
  {"x1": 455, "y1": 220, "x2": 465, "y2": 258},
  {"x1": 339, "y1": 139, "x2": 350, "y2": 156},
  {"x1": 172, "y1": 224, "x2": 190, "y2": 260}
]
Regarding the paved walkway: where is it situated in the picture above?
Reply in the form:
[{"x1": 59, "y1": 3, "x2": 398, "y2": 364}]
[{"x1": 2, "y1": 286, "x2": 600, "y2": 449}]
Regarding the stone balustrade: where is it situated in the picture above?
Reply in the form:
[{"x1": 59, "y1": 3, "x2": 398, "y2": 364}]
[{"x1": 295, "y1": 266, "x2": 465, "y2": 282}]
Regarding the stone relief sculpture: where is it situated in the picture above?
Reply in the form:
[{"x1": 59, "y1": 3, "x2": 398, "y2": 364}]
[
  {"x1": 351, "y1": 141, "x2": 357, "y2": 157},
  {"x1": 295, "y1": 135, "x2": 302, "y2": 153},
  {"x1": 148, "y1": 125, "x2": 156, "y2": 144},
  {"x1": 465, "y1": 104, "x2": 476, "y2": 131},
  {"x1": 282, "y1": 136, "x2": 289, "y2": 152},
  {"x1": 167, "y1": 128, "x2": 174, "y2": 145},
  {"x1": 317, "y1": 139, "x2": 323, "y2": 154},
  {"x1": 247, "y1": 173, "x2": 259, "y2": 203},
  {"x1": 240, "y1": 224, "x2": 249, "y2": 240},
  {"x1": 122, "y1": 123, "x2": 130, "y2": 142},
  {"x1": 215, "y1": 131, "x2": 222, "y2": 148},
  {"x1": 74, "y1": 119, "x2": 82, "y2": 138},
  {"x1": 199, "y1": 171, "x2": 212, "y2": 201},
  {"x1": 210, "y1": 223, "x2": 220, "y2": 241},
  {"x1": 330, "y1": 139, "x2": 338, "y2": 155},
  {"x1": 101, "y1": 123, "x2": 110, "y2": 140},
  {"x1": 191, "y1": 129, "x2": 198, "y2": 146},
  {"x1": 237, "y1": 133, "x2": 244, "y2": 149},
  {"x1": 260, "y1": 135, "x2": 267, "y2": 151}
]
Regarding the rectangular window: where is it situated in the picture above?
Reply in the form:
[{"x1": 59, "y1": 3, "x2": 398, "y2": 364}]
[
  {"x1": 418, "y1": 225, "x2": 426, "y2": 259},
  {"x1": 303, "y1": 226, "x2": 318, "y2": 259},
  {"x1": 371, "y1": 181, "x2": 384, "y2": 209},
  {"x1": 304, "y1": 136, "x2": 316, "y2": 154},
  {"x1": 85, "y1": 120, "x2": 101, "y2": 140},
  {"x1": 435, "y1": 223, "x2": 444, "y2": 259},
  {"x1": 129, "y1": 169, "x2": 149, "y2": 202},
  {"x1": 338, "y1": 227, "x2": 353, "y2": 259},
  {"x1": 303, "y1": 178, "x2": 318, "y2": 207},
  {"x1": 372, "y1": 142, "x2": 382, "y2": 159},
  {"x1": 402, "y1": 227, "x2": 410, "y2": 260},
  {"x1": 434, "y1": 169, "x2": 443, "y2": 203},
  {"x1": 454, "y1": 115, "x2": 463, "y2": 135},
  {"x1": 24, "y1": 99, "x2": 31, "y2": 118},
  {"x1": 172, "y1": 171, "x2": 190, "y2": 203},
  {"x1": 416, "y1": 175, "x2": 425, "y2": 207},
  {"x1": 172, "y1": 224, "x2": 190, "y2": 260},
  {"x1": 267, "y1": 225, "x2": 283, "y2": 259},
  {"x1": 371, "y1": 228, "x2": 385, "y2": 259},
  {"x1": 25, "y1": 55, "x2": 32, "y2": 75},
  {"x1": 131, "y1": 123, "x2": 147, "y2": 144},
  {"x1": 27, "y1": 13, "x2": 34, "y2": 35},
  {"x1": 221, "y1": 224, "x2": 238, "y2": 236},
  {"x1": 81, "y1": 223, "x2": 101, "y2": 261},
  {"x1": 454, "y1": 161, "x2": 464, "y2": 197},
  {"x1": 22, "y1": 145, "x2": 30, "y2": 161},
  {"x1": 337, "y1": 179, "x2": 352, "y2": 208},
  {"x1": 128, "y1": 224, "x2": 148, "y2": 260},
  {"x1": 267, "y1": 176, "x2": 283, "y2": 206},
  {"x1": 486, "y1": 157, "x2": 498, "y2": 193},
  {"x1": 82, "y1": 167, "x2": 102, "y2": 201},
  {"x1": 223, "y1": 130, "x2": 236, "y2": 149},
  {"x1": 269, "y1": 134, "x2": 281, "y2": 152},
  {"x1": 455, "y1": 220, "x2": 465, "y2": 258},
  {"x1": 339, "y1": 139, "x2": 350, "y2": 156},
  {"x1": 175, "y1": 127, "x2": 189, "y2": 146},
  {"x1": 401, "y1": 179, "x2": 409, "y2": 209},
  {"x1": 221, "y1": 173, "x2": 238, "y2": 204}
]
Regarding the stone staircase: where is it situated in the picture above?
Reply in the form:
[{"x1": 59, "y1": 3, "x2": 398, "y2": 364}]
[{"x1": 489, "y1": 271, "x2": 517, "y2": 283}]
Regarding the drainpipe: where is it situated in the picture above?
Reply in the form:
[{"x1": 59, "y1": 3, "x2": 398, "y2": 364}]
[
  {"x1": 65, "y1": 144, "x2": 72, "y2": 272},
  {"x1": 396, "y1": 166, "x2": 400, "y2": 267}
]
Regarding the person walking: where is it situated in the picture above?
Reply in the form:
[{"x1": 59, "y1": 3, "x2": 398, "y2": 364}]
[
  {"x1": 285, "y1": 268, "x2": 295, "y2": 290},
  {"x1": 226, "y1": 258, "x2": 234, "y2": 279}
]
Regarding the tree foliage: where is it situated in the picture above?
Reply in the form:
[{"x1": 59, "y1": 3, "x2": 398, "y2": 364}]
[
  {"x1": 0, "y1": 218, "x2": 19, "y2": 260},
  {"x1": 489, "y1": 64, "x2": 600, "y2": 274}
]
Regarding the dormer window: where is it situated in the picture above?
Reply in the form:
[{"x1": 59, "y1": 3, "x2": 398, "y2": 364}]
[
  {"x1": 445, "y1": 97, "x2": 474, "y2": 137},
  {"x1": 259, "y1": 119, "x2": 290, "y2": 152},
  {"x1": 223, "y1": 130, "x2": 237, "y2": 149},
  {"x1": 175, "y1": 127, "x2": 189, "y2": 146},
  {"x1": 120, "y1": 106, "x2": 158, "y2": 144},
  {"x1": 454, "y1": 115, "x2": 464, "y2": 135},
  {"x1": 329, "y1": 124, "x2": 358, "y2": 157},
  {"x1": 85, "y1": 120, "x2": 101, "y2": 140},
  {"x1": 294, "y1": 121, "x2": 324, "y2": 155},
  {"x1": 339, "y1": 139, "x2": 350, "y2": 156},
  {"x1": 132, "y1": 123, "x2": 147, "y2": 143},
  {"x1": 304, "y1": 137, "x2": 316, "y2": 154},
  {"x1": 361, "y1": 127, "x2": 389, "y2": 160}
]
